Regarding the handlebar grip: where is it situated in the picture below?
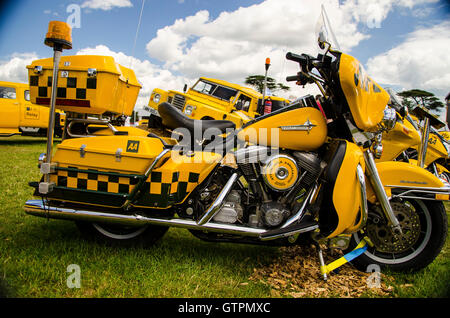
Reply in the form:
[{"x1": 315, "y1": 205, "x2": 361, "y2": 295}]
[
  {"x1": 286, "y1": 52, "x2": 305, "y2": 63},
  {"x1": 286, "y1": 75, "x2": 299, "y2": 82}
]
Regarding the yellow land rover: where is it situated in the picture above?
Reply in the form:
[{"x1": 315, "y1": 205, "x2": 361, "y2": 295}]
[
  {"x1": 147, "y1": 77, "x2": 290, "y2": 128},
  {"x1": 0, "y1": 81, "x2": 65, "y2": 137}
]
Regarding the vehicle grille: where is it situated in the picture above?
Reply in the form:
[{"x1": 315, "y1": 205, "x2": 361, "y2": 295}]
[{"x1": 172, "y1": 94, "x2": 186, "y2": 110}]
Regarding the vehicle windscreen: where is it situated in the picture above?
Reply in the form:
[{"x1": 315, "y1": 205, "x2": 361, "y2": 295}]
[
  {"x1": 192, "y1": 80, "x2": 238, "y2": 101},
  {"x1": 0, "y1": 86, "x2": 16, "y2": 99}
]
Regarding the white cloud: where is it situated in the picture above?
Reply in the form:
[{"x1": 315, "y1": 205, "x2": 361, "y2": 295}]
[
  {"x1": 76, "y1": 45, "x2": 191, "y2": 108},
  {"x1": 0, "y1": 53, "x2": 39, "y2": 84},
  {"x1": 0, "y1": 0, "x2": 445, "y2": 110},
  {"x1": 81, "y1": 0, "x2": 133, "y2": 11},
  {"x1": 144, "y1": 0, "x2": 438, "y2": 100},
  {"x1": 366, "y1": 21, "x2": 450, "y2": 100}
]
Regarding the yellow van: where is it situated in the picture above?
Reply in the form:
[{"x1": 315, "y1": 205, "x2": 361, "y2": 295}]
[
  {"x1": 0, "y1": 81, "x2": 65, "y2": 137},
  {"x1": 147, "y1": 77, "x2": 290, "y2": 128}
]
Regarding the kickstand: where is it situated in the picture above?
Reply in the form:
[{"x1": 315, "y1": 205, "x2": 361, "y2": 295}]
[
  {"x1": 315, "y1": 243, "x2": 328, "y2": 281},
  {"x1": 317, "y1": 244, "x2": 328, "y2": 281}
]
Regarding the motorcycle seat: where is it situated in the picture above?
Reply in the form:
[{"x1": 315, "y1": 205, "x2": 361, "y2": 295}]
[{"x1": 158, "y1": 102, "x2": 236, "y2": 134}]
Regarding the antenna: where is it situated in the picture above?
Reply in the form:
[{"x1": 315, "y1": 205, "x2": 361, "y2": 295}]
[
  {"x1": 129, "y1": 0, "x2": 146, "y2": 73},
  {"x1": 125, "y1": 0, "x2": 146, "y2": 117}
]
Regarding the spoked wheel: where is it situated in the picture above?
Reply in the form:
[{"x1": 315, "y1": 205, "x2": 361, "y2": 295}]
[
  {"x1": 76, "y1": 221, "x2": 169, "y2": 246},
  {"x1": 346, "y1": 198, "x2": 447, "y2": 272}
]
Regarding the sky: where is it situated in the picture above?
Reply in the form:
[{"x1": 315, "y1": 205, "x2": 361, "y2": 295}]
[{"x1": 0, "y1": 0, "x2": 449, "y2": 116}]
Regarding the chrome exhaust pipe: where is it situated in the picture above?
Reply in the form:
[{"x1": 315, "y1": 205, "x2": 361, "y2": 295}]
[
  {"x1": 24, "y1": 200, "x2": 265, "y2": 237},
  {"x1": 197, "y1": 172, "x2": 238, "y2": 225}
]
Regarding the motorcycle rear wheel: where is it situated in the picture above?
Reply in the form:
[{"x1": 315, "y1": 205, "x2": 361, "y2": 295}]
[
  {"x1": 346, "y1": 198, "x2": 447, "y2": 272},
  {"x1": 75, "y1": 221, "x2": 169, "y2": 246}
]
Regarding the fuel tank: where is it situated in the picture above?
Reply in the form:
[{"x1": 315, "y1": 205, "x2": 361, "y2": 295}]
[{"x1": 237, "y1": 104, "x2": 327, "y2": 151}]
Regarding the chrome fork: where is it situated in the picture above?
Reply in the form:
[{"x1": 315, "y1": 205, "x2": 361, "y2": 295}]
[{"x1": 363, "y1": 150, "x2": 402, "y2": 234}]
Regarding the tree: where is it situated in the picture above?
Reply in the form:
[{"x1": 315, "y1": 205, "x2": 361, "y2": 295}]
[
  {"x1": 244, "y1": 75, "x2": 290, "y2": 94},
  {"x1": 398, "y1": 89, "x2": 445, "y2": 113}
]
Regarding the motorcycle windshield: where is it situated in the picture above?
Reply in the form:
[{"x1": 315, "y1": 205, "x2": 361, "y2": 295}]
[
  {"x1": 316, "y1": 6, "x2": 389, "y2": 131},
  {"x1": 315, "y1": 5, "x2": 341, "y2": 53}
]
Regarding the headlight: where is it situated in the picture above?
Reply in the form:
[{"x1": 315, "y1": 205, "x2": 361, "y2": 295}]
[
  {"x1": 153, "y1": 93, "x2": 161, "y2": 104},
  {"x1": 184, "y1": 105, "x2": 195, "y2": 116},
  {"x1": 382, "y1": 106, "x2": 396, "y2": 130}
]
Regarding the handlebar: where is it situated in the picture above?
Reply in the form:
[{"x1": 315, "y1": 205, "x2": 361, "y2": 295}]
[
  {"x1": 286, "y1": 52, "x2": 307, "y2": 64},
  {"x1": 286, "y1": 75, "x2": 299, "y2": 82}
]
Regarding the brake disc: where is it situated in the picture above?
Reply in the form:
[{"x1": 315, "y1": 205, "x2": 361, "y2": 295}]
[{"x1": 366, "y1": 202, "x2": 422, "y2": 254}]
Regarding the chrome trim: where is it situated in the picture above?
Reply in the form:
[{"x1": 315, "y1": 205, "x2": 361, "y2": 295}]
[
  {"x1": 381, "y1": 106, "x2": 396, "y2": 131},
  {"x1": 197, "y1": 172, "x2": 239, "y2": 225},
  {"x1": 387, "y1": 184, "x2": 450, "y2": 200},
  {"x1": 371, "y1": 133, "x2": 383, "y2": 159},
  {"x1": 234, "y1": 145, "x2": 271, "y2": 164},
  {"x1": 66, "y1": 118, "x2": 110, "y2": 138},
  {"x1": 122, "y1": 148, "x2": 171, "y2": 209},
  {"x1": 34, "y1": 65, "x2": 43, "y2": 74},
  {"x1": 279, "y1": 119, "x2": 317, "y2": 133},
  {"x1": 418, "y1": 117, "x2": 430, "y2": 168},
  {"x1": 87, "y1": 68, "x2": 97, "y2": 77},
  {"x1": 24, "y1": 200, "x2": 265, "y2": 237},
  {"x1": 364, "y1": 150, "x2": 402, "y2": 234},
  {"x1": 172, "y1": 94, "x2": 186, "y2": 110},
  {"x1": 281, "y1": 183, "x2": 317, "y2": 229},
  {"x1": 259, "y1": 224, "x2": 318, "y2": 241},
  {"x1": 356, "y1": 164, "x2": 368, "y2": 230},
  {"x1": 385, "y1": 185, "x2": 450, "y2": 193}
]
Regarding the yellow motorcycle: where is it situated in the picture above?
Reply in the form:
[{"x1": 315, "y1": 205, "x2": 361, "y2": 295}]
[
  {"x1": 24, "y1": 19, "x2": 449, "y2": 279},
  {"x1": 379, "y1": 90, "x2": 450, "y2": 182}
]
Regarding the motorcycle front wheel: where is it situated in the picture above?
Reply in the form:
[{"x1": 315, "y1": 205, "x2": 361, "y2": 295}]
[{"x1": 346, "y1": 198, "x2": 447, "y2": 272}]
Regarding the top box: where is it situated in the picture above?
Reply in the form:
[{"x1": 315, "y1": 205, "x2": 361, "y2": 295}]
[{"x1": 27, "y1": 55, "x2": 141, "y2": 116}]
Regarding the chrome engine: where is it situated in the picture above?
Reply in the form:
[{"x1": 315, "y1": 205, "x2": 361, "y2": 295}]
[
  {"x1": 208, "y1": 147, "x2": 325, "y2": 228},
  {"x1": 212, "y1": 190, "x2": 244, "y2": 224}
]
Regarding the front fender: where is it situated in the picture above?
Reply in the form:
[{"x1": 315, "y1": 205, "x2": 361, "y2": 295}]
[{"x1": 367, "y1": 161, "x2": 449, "y2": 202}]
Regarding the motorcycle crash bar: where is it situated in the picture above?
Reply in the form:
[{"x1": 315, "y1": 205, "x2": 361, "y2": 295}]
[{"x1": 23, "y1": 199, "x2": 318, "y2": 240}]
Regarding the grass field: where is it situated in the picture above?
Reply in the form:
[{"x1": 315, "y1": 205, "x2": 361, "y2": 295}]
[{"x1": 0, "y1": 136, "x2": 449, "y2": 298}]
